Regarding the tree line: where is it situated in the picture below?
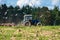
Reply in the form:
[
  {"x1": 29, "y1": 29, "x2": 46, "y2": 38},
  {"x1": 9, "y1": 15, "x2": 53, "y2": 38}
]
[{"x1": 0, "y1": 4, "x2": 60, "y2": 25}]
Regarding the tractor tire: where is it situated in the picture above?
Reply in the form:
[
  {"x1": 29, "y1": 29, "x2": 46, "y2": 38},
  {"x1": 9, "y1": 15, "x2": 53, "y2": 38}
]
[
  {"x1": 25, "y1": 22, "x2": 31, "y2": 26},
  {"x1": 37, "y1": 22, "x2": 42, "y2": 26}
]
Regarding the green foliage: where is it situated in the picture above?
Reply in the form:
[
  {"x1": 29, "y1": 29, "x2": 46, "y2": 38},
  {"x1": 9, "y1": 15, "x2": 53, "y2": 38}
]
[{"x1": 0, "y1": 4, "x2": 60, "y2": 25}]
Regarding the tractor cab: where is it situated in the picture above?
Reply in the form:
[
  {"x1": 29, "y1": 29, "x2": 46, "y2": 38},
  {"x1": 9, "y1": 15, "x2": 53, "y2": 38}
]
[{"x1": 23, "y1": 15, "x2": 32, "y2": 22}]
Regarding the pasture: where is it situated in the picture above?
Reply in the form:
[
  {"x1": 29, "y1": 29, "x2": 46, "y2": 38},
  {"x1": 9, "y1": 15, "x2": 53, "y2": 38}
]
[{"x1": 0, "y1": 26, "x2": 60, "y2": 40}]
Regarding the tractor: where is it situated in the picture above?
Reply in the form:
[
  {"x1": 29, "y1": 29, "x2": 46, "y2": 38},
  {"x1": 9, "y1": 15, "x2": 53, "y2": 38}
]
[{"x1": 22, "y1": 14, "x2": 41, "y2": 26}]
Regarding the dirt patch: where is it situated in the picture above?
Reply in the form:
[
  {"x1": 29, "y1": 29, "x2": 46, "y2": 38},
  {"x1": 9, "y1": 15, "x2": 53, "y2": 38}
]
[{"x1": 41, "y1": 31, "x2": 53, "y2": 36}]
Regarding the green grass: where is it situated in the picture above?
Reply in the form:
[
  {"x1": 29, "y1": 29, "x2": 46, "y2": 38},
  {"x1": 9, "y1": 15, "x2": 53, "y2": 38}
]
[{"x1": 0, "y1": 26, "x2": 60, "y2": 40}]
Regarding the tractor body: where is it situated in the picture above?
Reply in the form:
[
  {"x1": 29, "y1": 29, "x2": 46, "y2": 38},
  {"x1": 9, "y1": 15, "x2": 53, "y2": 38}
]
[{"x1": 22, "y1": 14, "x2": 41, "y2": 26}]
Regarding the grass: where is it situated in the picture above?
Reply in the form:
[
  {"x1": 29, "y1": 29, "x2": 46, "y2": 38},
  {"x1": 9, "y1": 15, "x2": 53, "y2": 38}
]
[{"x1": 0, "y1": 26, "x2": 60, "y2": 40}]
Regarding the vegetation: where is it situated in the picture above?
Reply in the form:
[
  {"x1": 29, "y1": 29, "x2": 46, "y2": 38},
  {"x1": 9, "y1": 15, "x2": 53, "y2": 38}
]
[
  {"x1": 0, "y1": 3, "x2": 60, "y2": 40},
  {"x1": 0, "y1": 4, "x2": 60, "y2": 25},
  {"x1": 0, "y1": 26, "x2": 60, "y2": 40}
]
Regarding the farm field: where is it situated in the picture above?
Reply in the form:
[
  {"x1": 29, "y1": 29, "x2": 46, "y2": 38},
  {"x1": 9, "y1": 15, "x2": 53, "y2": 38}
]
[{"x1": 0, "y1": 26, "x2": 60, "y2": 40}]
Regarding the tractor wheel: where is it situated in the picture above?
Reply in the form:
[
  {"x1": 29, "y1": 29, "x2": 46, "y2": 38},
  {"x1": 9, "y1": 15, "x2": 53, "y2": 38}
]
[
  {"x1": 37, "y1": 22, "x2": 42, "y2": 26},
  {"x1": 25, "y1": 22, "x2": 31, "y2": 26}
]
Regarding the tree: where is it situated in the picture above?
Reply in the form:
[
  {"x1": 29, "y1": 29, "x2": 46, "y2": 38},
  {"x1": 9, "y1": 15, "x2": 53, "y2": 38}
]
[
  {"x1": 14, "y1": 6, "x2": 21, "y2": 24},
  {"x1": 0, "y1": 4, "x2": 7, "y2": 23},
  {"x1": 7, "y1": 5, "x2": 14, "y2": 23},
  {"x1": 52, "y1": 6, "x2": 59, "y2": 25},
  {"x1": 40, "y1": 7, "x2": 50, "y2": 25},
  {"x1": 0, "y1": 5, "x2": 3, "y2": 23}
]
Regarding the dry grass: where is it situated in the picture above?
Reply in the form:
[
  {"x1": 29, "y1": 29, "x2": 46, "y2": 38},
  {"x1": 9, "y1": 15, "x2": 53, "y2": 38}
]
[{"x1": 0, "y1": 26, "x2": 60, "y2": 40}]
